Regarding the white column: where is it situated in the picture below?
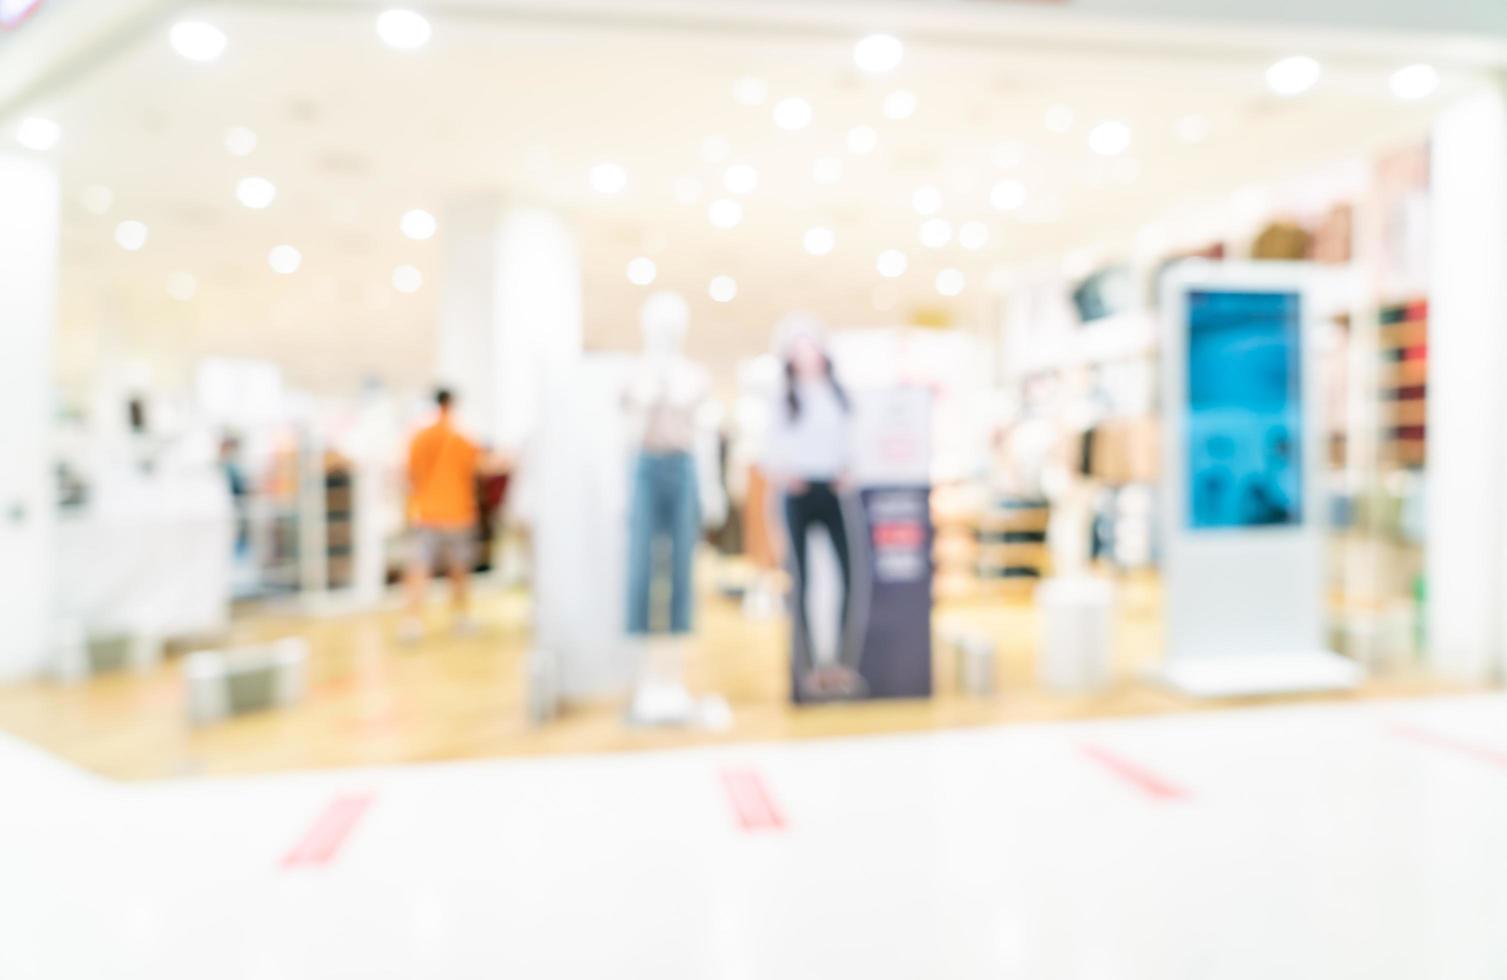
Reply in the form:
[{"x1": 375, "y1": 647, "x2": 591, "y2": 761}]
[
  {"x1": 0, "y1": 153, "x2": 60, "y2": 681},
  {"x1": 1427, "y1": 79, "x2": 1507, "y2": 683},
  {"x1": 437, "y1": 201, "x2": 582, "y2": 451}
]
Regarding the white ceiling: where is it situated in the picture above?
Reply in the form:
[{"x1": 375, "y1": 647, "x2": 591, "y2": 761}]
[{"x1": 17, "y1": 1, "x2": 1451, "y2": 396}]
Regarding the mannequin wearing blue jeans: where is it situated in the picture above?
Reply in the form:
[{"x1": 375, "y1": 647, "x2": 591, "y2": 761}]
[{"x1": 626, "y1": 451, "x2": 699, "y2": 634}]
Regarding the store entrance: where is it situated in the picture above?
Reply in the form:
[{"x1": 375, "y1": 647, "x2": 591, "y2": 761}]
[{"x1": 6, "y1": 1, "x2": 1481, "y2": 777}]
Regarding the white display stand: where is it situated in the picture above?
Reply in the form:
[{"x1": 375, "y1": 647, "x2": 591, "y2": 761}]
[{"x1": 1159, "y1": 262, "x2": 1361, "y2": 697}]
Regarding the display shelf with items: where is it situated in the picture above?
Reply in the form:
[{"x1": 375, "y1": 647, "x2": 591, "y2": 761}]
[
  {"x1": 976, "y1": 497, "x2": 1051, "y2": 592},
  {"x1": 932, "y1": 481, "x2": 983, "y2": 602},
  {"x1": 1377, "y1": 298, "x2": 1428, "y2": 471}
]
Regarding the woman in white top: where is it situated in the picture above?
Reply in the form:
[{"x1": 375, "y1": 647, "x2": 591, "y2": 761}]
[{"x1": 765, "y1": 317, "x2": 863, "y2": 700}]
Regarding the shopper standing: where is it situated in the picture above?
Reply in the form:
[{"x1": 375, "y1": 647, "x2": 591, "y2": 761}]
[
  {"x1": 401, "y1": 388, "x2": 482, "y2": 643},
  {"x1": 766, "y1": 317, "x2": 863, "y2": 700}
]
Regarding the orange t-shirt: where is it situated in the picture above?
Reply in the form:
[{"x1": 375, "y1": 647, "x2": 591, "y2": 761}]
[{"x1": 407, "y1": 418, "x2": 480, "y2": 529}]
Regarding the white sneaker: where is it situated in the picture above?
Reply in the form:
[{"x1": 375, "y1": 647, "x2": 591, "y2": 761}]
[{"x1": 397, "y1": 617, "x2": 424, "y2": 645}]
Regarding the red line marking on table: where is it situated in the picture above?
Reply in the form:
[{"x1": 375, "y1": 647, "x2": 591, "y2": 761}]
[
  {"x1": 281, "y1": 793, "x2": 375, "y2": 869},
  {"x1": 1078, "y1": 743, "x2": 1188, "y2": 801},
  {"x1": 720, "y1": 767, "x2": 787, "y2": 832},
  {"x1": 1390, "y1": 723, "x2": 1507, "y2": 769}
]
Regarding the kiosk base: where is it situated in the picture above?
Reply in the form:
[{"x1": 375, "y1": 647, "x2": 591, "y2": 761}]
[{"x1": 1161, "y1": 651, "x2": 1362, "y2": 698}]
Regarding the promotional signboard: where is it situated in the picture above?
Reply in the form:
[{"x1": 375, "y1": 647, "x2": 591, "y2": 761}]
[
  {"x1": 1159, "y1": 262, "x2": 1360, "y2": 696},
  {"x1": 787, "y1": 385, "x2": 933, "y2": 704}
]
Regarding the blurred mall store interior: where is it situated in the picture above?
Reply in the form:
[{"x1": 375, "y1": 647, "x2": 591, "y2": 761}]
[{"x1": 3, "y1": 0, "x2": 1507, "y2": 976}]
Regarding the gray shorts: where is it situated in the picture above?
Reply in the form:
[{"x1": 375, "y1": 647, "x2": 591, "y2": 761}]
[{"x1": 409, "y1": 526, "x2": 476, "y2": 573}]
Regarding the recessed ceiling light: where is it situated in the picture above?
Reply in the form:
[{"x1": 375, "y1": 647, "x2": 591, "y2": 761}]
[
  {"x1": 804, "y1": 226, "x2": 836, "y2": 256},
  {"x1": 236, "y1": 176, "x2": 277, "y2": 209},
  {"x1": 392, "y1": 264, "x2": 423, "y2": 293},
  {"x1": 990, "y1": 178, "x2": 1027, "y2": 211},
  {"x1": 920, "y1": 218, "x2": 953, "y2": 249},
  {"x1": 773, "y1": 97, "x2": 813, "y2": 131},
  {"x1": 268, "y1": 244, "x2": 302, "y2": 275},
  {"x1": 877, "y1": 249, "x2": 908, "y2": 278},
  {"x1": 114, "y1": 220, "x2": 148, "y2": 252},
  {"x1": 1390, "y1": 64, "x2": 1439, "y2": 101},
  {"x1": 724, "y1": 163, "x2": 759, "y2": 196},
  {"x1": 959, "y1": 221, "x2": 989, "y2": 251},
  {"x1": 733, "y1": 76, "x2": 768, "y2": 107},
  {"x1": 589, "y1": 162, "x2": 628, "y2": 194},
  {"x1": 708, "y1": 198, "x2": 743, "y2": 229},
  {"x1": 1087, "y1": 120, "x2": 1132, "y2": 156},
  {"x1": 700, "y1": 136, "x2": 732, "y2": 164},
  {"x1": 911, "y1": 185, "x2": 942, "y2": 216},
  {"x1": 883, "y1": 89, "x2": 917, "y2": 121},
  {"x1": 80, "y1": 185, "x2": 113, "y2": 215},
  {"x1": 169, "y1": 21, "x2": 227, "y2": 62},
  {"x1": 811, "y1": 156, "x2": 844, "y2": 185},
  {"x1": 673, "y1": 176, "x2": 703, "y2": 205},
  {"x1": 1174, "y1": 114, "x2": 1211, "y2": 145},
  {"x1": 935, "y1": 267, "x2": 965, "y2": 297},
  {"x1": 709, "y1": 275, "x2": 738, "y2": 303},
  {"x1": 166, "y1": 272, "x2": 198, "y2": 302},
  {"x1": 846, "y1": 125, "x2": 878, "y2": 155},
  {"x1": 1266, "y1": 56, "x2": 1321, "y2": 97},
  {"x1": 627, "y1": 257, "x2": 657, "y2": 286},
  {"x1": 1044, "y1": 104, "x2": 1075, "y2": 134},
  {"x1": 15, "y1": 116, "x2": 60, "y2": 151},
  {"x1": 376, "y1": 9, "x2": 431, "y2": 50},
  {"x1": 400, "y1": 208, "x2": 437, "y2": 240},
  {"x1": 223, "y1": 126, "x2": 257, "y2": 156},
  {"x1": 853, "y1": 34, "x2": 904, "y2": 74}
]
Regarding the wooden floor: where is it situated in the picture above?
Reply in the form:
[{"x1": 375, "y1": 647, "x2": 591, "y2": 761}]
[{"x1": 0, "y1": 568, "x2": 1466, "y2": 781}]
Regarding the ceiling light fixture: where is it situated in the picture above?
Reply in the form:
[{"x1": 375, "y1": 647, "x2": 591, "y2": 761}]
[
  {"x1": 1087, "y1": 120, "x2": 1132, "y2": 157},
  {"x1": 1390, "y1": 64, "x2": 1439, "y2": 101},
  {"x1": 14, "y1": 116, "x2": 60, "y2": 151},
  {"x1": 920, "y1": 218, "x2": 953, "y2": 249},
  {"x1": 236, "y1": 176, "x2": 277, "y2": 209},
  {"x1": 708, "y1": 198, "x2": 743, "y2": 229},
  {"x1": 935, "y1": 267, "x2": 965, "y2": 297},
  {"x1": 773, "y1": 97, "x2": 813, "y2": 131},
  {"x1": 853, "y1": 34, "x2": 904, "y2": 74},
  {"x1": 911, "y1": 185, "x2": 942, "y2": 216},
  {"x1": 1266, "y1": 55, "x2": 1322, "y2": 97},
  {"x1": 804, "y1": 226, "x2": 836, "y2": 256},
  {"x1": 114, "y1": 220, "x2": 148, "y2": 252},
  {"x1": 223, "y1": 126, "x2": 257, "y2": 156},
  {"x1": 847, "y1": 125, "x2": 878, "y2": 155},
  {"x1": 169, "y1": 20, "x2": 227, "y2": 62},
  {"x1": 627, "y1": 257, "x2": 657, "y2": 286},
  {"x1": 709, "y1": 275, "x2": 738, "y2": 303},
  {"x1": 400, "y1": 208, "x2": 437, "y2": 240},
  {"x1": 883, "y1": 89, "x2": 917, "y2": 121},
  {"x1": 990, "y1": 178, "x2": 1027, "y2": 211},
  {"x1": 723, "y1": 163, "x2": 759, "y2": 195},
  {"x1": 268, "y1": 245, "x2": 302, "y2": 275},
  {"x1": 376, "y1": 9, "x2": 431, "y2": 50},
  {"x1": 392, "y1": 264, "x2": 423, "y2": 293},
  {"x1": 877, "y1": 249, "x2": 908, "y2": 278},
  {"x1": 589, "y1": 162, "x2": 628, "y2": 194}
]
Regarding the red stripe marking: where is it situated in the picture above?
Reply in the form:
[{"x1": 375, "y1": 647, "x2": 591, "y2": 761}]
[
  {"x1": 1391, "y1": 723, "x2": 1507, "y2": 769},
  {"x1": 1079, "y1": 743, "x2": 1188, "y2": 801},
  {"x1": 281, "y1": 793, "x2": 375, "y2": 869},
  {"x1": 720, "y1": 767, "x2": 786, "y2": 832}
]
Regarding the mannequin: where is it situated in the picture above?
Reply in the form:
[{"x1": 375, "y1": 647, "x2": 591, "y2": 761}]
[{"x1": 621, "y1": 292, "x2": 726, "y2": 724}]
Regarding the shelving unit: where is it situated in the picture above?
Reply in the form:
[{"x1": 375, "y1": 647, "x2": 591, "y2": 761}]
[
  {"x1": 976, "y1": 497, "x2": 1051, "y2": 593},
  {"x1": 1377, "y1": 298, "x2": 1428, "y2": 471}
]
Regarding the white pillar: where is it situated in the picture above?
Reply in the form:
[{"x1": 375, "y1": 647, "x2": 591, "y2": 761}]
[
  {"x1": 1427, "y1": 79, "x2": 1507, "y2": 683},
  {"x1": 437, "y1": 201, "x2": 581, "y2": 451},
  {"x1": 0, "y1": 153, "x2": 60, "y2": 681}
]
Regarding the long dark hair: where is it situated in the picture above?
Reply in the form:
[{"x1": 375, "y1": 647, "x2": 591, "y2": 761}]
[{"x1": 784, "y1": 353, "x2": 850, "y2": 420}]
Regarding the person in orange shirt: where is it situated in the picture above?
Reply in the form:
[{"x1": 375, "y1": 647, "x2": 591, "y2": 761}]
[{"x1": 401, "y1": 387, "x2": 484, "y2": 642}]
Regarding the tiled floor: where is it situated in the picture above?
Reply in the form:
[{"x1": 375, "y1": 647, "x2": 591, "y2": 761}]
[{"x1": 6, "y1": 693, "x2": 1507, "y2": 978}]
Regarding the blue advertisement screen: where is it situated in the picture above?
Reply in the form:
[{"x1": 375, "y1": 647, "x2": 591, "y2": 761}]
[{"x1": 1186, "y1": 289, "x2": 1303, "y2": 530}]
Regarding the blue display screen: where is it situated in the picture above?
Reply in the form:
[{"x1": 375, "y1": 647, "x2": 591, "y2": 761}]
[{"x1": 1186, "y1": 289, "x2": 1303, "y2": 530}]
